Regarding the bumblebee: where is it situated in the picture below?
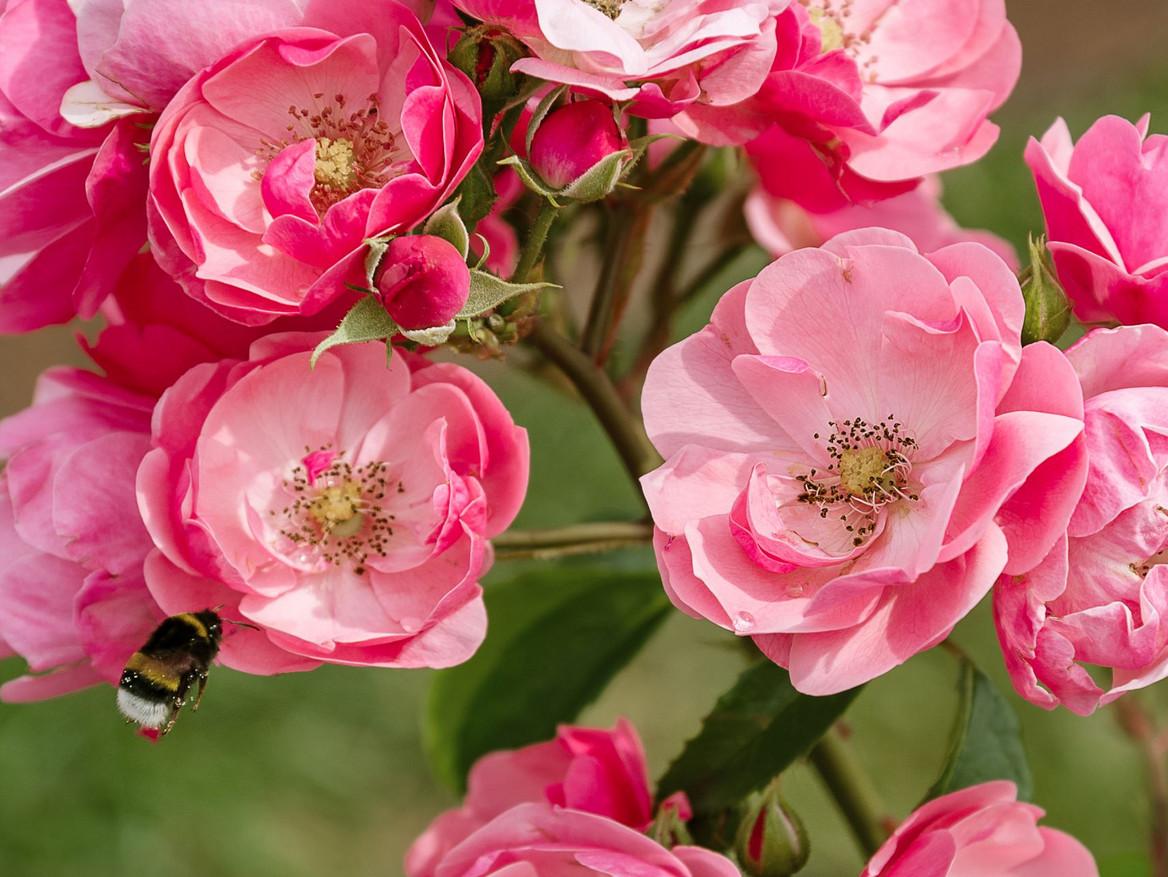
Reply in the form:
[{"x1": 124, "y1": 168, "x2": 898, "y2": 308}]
[{"x1": 117, "y1": 610, "x2": 224, "y2": 738}]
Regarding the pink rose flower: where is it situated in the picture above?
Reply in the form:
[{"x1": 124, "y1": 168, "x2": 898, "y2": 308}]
[
  {"x1": 689, "y1": 0, "x2": 1019, "y2": 200},
  {"x1": 147, "y1": 0, "x2": 483, "y2": 324},
  {"x1": 744, "y1": 176, "x2": 1018, "y2": 270},
  {"x1": 640, "y1": 229, "x2": 1086, "y2": 694},
  {"x1": 406, "y1": 720, "x2": 654, "y2": 877},
  {"x1": 70, "y1": 0, "x2": 309, "y2": 114},
  {"x1": 0, "y1": 0, "x2": 148, "y2": 330},
  {"x1": 1025, "y1": 115, "x2": 1168, "y2": 327},
  {"x1": 451, "y1": 0, "x2": 788, "y2": 120},
  {"x1": 0, "y1": 369, "x2": 163, "y2": 701},
  {"x1": 996, "y1": 325, "x2": 1168, "y2": 715},
  {"x1": 410, "y1": 803, "x2": 739, "y2": 877},
  {"x1": 529, "y1": 100, "x2": 626, "y2": 190},
  {"x1": 863, "y1": 782, "x2": 1097, "y2": 877},
  {"x1": 83, "y1": 254, "x2": 351, "y2": 397},
  {"x1": 377, "y1": 236, "x2": 471, "y2": 330},
  {"x1": 136, "y1": 336, "x2": 529, "y2": 673}
]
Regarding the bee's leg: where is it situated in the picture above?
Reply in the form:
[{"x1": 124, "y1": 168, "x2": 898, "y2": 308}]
[
  {"x1": 160, "y1": 674, "x2": 194, "y2": 738},
  {"x1": 191, "y1": 670, "x2": 209, "y2": 712}
]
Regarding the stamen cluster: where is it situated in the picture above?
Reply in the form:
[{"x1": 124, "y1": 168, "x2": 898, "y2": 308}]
[
  {"x1": 255, "y1": 92, "x2": 403, "y2": 213},
  {"x1": 795, "y1": 415, "x2": 918, "y2": 546},
  {"x1": 274, "y1": 446, "x2": 402, "y2": 575}
]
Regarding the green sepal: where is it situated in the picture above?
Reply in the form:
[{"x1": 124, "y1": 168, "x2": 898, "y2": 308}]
[
  {"x1": 1020, "y1": 234, "x2": 1072, "y2": 346},
  {"x1": 498, "y1": 154, "x2": 561, "y2": 203},
  {"x1": 524, "y1": 84, "x2": 569, "y2": 156},
  {"x1": 924, "y1": 657, "x2": 1033, "y2": 802},
  {"x1": 423, "y1": 198, "x2": 470, "y2": 259},
  {"x1": 309, "y1": 295, "x2": 398, "y2": 368},
  {"x1": 456, "y1": 268, "x2": 557, "y2": 319},
  {"x1": 363, "y1": 236, "x2": 391, "y2": 287},
  {"x1": 559, "y1": 148, "x2": 633, "y2": 203},
  {"x1": 400, "y1": 320, "x2": 457, "y2": 346}
]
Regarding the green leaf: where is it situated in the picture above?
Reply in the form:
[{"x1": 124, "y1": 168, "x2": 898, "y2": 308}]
[
  {"x1": 424, "y1": 561, "x2": 672, "y2": 793},
  {"x1": 925, "y1": 658, "x2": 1033, "y2": 802},
  {"x1": 309, "y1": 295, "x2": 398, "y2": 367},
  {"x1": 454, "y1": 160, "x2": 499, "y2": 226},
  {"x1": 457, "y1": 269, "x2": 557, "y2": 319},
  {"x1": 656, "y1": 661, "x2": 862, "y2": 816},
  {"x1": 424, "y1": 198, "x2": 470, "y2": 259}
]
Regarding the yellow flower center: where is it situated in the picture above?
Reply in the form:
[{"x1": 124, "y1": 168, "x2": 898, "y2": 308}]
[
  {"x1": 314, "y1": 137, "x2": 359, "y2": 193},
  {"x1": 807, "y1": 8, "x2": 845, "y2": 53},
  {"x1": 309, "y1": 480, "x2": 365, "y2": 538},
  {"x1": 584, "y1": 0, "x2": 624, "y2": 19},
  {"x1": 838, "y1": 446, "x2": 899, "y2": 499}
]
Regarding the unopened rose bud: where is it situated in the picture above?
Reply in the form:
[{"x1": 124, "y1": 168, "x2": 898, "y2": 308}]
[
  {"x1": 376, "y1": 235, "x2": 470, "y2": 330},
  {"x1": 735, "y1": 781, "x2": 809, "y2": 877},
  {"x1": 529, "y1": 101, "x2": 628, "y2": 197},
  {"x1": 449, "y1": 26, "x2": 527, "y2": 103},
  {"x1": 646, "y1": 792, "x2": 694, "y2": 849},
  {"x1": 1020, "y1": 234, "x2": 1071, "y2": 345}
]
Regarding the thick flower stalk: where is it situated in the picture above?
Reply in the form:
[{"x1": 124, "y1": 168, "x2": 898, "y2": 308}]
[{"x1": 641, "y1": 229, "x2": 1086, "y2": 694}]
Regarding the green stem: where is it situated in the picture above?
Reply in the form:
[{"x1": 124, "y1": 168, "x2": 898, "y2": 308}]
[
  {"x1": 492, "y1": 521, "x2": 654, "y2": 561},
  {"x1": 580, "y1": 205, "x2": 649, "y2": 361},
  {"x1": 1115, "y1": 696, "x2": 1168, "y2": 877},
  {"x1": 513, "y1": 201, "x2": 559, "y2": 284},
  {"x1": 527, "y1": 321, "x2": 661, "y2": 498},
  {"x1": 808, "y1": 729, "x2": 893, "y2": 858}
]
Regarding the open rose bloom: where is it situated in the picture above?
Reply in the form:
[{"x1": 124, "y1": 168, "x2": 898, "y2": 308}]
[
  {"x1": 407, "y1": 720, "x2": 655, "y2": 876},
  {"x1": 137, "y1": 335, "x2": 528, "y2": 672},
  {"x1": 407, "y1": 721, "x2": 736, "y2": 877},
  {"x1": 996, "y1": 325, "x2": 1168, "y2": 715},
  {"x1": 148, "y1": 0, "x2": 482, "y2": 324},
  {"x1": 451, "y1": 0, "x2": 788, "y2": 119},
  {"x1": 862, "y1": 782, "x2": 1098, "y2": 877},
  {"x1": 1026, "y1": 115, "x2": 1168, "y2": 327},
  {"x1": 0, "y1": 0, "x2": 149, "y2": 331},
  {"x1": 0, "y1": 369, "x2": 163, "y2": 701},
  {"x1": 689, "y1": 0, "x2": 1020, "y2": 207},
  {"x1": 744, "y1": 175, "x2": 1018, "y2": 269},
  {"x1": 641, "y1": 230, "x2": 1086, "y2": 694}
]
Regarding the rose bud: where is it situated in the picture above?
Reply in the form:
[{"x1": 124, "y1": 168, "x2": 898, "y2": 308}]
[
  {"x1": 449, "y1": 26, "x2": 528, "y2": 103},
  {"x1": 735, "y1": 780, "x2": 809, "y2": 877},
  {"x1": 529, "y1": 100, "x2": 628, "y2": 194},
  {"x1": 1020, "y1": 235, "x2": 1071, "y2": 346},
  {"x1": 377, "y1": 235, "x2": 471, "y2": 330}
]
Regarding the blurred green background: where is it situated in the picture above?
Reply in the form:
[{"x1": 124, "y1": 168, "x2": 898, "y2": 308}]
[{"x1": 3, "y1": 3, "x2": 1168, "y2": 875}]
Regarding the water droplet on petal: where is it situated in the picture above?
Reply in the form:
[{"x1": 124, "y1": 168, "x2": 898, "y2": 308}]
[
  {"x1": 733, "y1": 611, "x2": 756, "y2": 633},
  {"x1": 399, "y1": 616, "x2": 422, "y2": 633},
  {"x1": 785, "y1": 583, "x2": 805, "y2": 597}
]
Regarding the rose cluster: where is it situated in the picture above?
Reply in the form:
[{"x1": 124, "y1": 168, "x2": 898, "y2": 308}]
[
  {"x1": 406, "y1": 721, "x2": 1096, "y2": 877},
  {"x1": 0, "y1": 0, "x2": 531, "y2": 694},
  {"x1": 1, "y1": 0, "x2": 1163, "y2": 869}
]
